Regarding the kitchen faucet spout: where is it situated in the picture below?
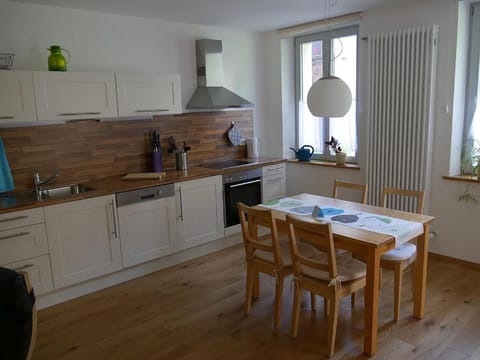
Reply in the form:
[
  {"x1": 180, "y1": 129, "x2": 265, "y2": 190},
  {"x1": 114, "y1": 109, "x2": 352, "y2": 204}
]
[{"x1": 34, "y1": 171, "x2": 59, "y2": 198}]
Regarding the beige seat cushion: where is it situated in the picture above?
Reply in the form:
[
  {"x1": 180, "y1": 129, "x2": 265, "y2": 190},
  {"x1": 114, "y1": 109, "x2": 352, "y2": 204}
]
[
  {"x1": 302, "y1": 252, "x2": 366, "y2": 282},
  {"x1": 254, "y1": 236, "x2": 318, "y2": 266},
  {"x1": 381, "y1": 243, "x2": 417, "y2": 261}
]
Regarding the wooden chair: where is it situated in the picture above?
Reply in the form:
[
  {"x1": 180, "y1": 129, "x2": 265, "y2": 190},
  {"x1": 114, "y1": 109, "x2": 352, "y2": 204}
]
[
  {"x1": 332, "y1": 180, "x2": 368, "y2": 307},
  {"x1": 332, "y1": 180, "x2": 368, "y2": 204},
  {"x1": 237, "y1": 202, "x2": 317, "y2": 329},
  {"x1": 286, "y1": 214, "x2": 366, "y2": 358},
  {"x1": 0, "y1": 268, "x2": 37, "y2": 360},
  {"x1": 380, "y1": 187, "x2": 425, "y2": 321}
]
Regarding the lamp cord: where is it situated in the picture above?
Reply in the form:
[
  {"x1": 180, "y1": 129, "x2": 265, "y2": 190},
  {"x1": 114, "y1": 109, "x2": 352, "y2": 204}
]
[{"x1": 324, "y1": 0, "x2": 344, "y2": 76}]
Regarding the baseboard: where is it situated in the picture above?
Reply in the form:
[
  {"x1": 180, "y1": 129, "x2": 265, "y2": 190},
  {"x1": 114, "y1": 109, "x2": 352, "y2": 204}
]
[
  {"x1": 36, "y1": 233, "x2": 243, "y2": 310},
  {"x1": 429, "y1": 251, "x2": 480, "y2": 270}
]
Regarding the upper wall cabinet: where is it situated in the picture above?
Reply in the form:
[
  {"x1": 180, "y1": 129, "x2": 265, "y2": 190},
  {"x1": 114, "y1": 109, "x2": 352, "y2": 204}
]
[
  {"x1": 115, "y1": 73, "x2": 182, "y2": 116},
  {"x1": 33, "y1": 71, "x2": 118, "y2": 122},
  {"x1": 0, "y1": 71, "x2": 37, "y2": 125}
]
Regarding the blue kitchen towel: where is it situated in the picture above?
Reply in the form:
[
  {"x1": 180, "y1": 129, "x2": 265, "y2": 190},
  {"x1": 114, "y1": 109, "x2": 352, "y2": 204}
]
[{"x1": 0, "y1": 137, "x2": 15, "y2": 193}]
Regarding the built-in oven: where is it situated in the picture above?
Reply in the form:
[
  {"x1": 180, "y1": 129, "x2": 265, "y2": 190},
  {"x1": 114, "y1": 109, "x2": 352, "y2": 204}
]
[{"x1": 223, "y1": 168, "x2": 262, "y2": 229}]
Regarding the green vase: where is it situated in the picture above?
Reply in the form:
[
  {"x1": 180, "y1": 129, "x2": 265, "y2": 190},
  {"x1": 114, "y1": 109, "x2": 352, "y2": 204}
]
[{"x1": 47, "y1": 45, "x2": 70, "y2": 71}]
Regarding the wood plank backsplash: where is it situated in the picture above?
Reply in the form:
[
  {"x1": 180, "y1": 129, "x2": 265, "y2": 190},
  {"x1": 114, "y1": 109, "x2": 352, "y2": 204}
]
[{"x1": 0, "y1": 110, "x2": 253, "y2": 191}]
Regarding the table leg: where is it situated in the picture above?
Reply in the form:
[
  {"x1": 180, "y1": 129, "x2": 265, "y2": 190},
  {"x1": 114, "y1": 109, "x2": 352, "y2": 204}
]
[
  {"x1": 364, "y1": 247, "x2": 381, "y2": 356},
  {"x1": 414, "y1": 223, "x2": 430, "y2": 318}
]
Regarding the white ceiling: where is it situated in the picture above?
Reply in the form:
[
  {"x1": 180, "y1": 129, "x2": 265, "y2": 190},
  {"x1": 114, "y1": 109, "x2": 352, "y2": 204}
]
[{"x1": 7, "y1": 0, "x2": 408, "y2": 31}]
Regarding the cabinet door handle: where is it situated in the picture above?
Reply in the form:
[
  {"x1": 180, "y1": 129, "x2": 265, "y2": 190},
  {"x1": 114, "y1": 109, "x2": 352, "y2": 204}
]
[
  {"x1": 0, "y1": 232, "x2": 30, "y2": 241},
  {"x1": 0, "y1": 116, "x2": 14, "y2": 120},
  {"x1": 135, "y1": 109, "x2": 169, "y2": 113},
  {"x1": 0, "y1": 215, "x2": 28, "y2": 223},
  {"x1": 109, "y1": 200, "x2": 118, "y2": 239},
  {"x1": 12, "y1": 264, "x2": 35, "y2": 272},
  {"x1": 57, "y1": 112, "x2": 101, "y2": 116},
  {"x1": 229, "y1": 179, "x2": 262, "y2": 188},
  {"x1": 177, "y1": 187, "x2": 183, "y2": 222}
]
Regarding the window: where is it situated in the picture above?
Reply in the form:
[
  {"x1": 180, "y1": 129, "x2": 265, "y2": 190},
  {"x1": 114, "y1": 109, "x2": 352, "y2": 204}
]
[
  {"x1": 464, "y1": 2, "x2": 480, "y2": 172},
  {"x1": 295, "y1": 26, "x2": 358, "y2": 162}
]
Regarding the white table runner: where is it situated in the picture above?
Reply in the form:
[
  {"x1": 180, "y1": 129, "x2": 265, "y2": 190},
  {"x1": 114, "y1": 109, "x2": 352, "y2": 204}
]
[{"x1": 260, "y1": 197, "x2": 424, "y2": 247}]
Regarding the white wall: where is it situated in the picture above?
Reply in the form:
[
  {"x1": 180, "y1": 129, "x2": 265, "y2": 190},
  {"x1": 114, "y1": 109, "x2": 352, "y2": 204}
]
[
  {"x1": 265, "y1": 0, "x2": 480, "y2": 263},
  {"x1": 360, "y1": 0, "x2": 480, "y2": 264},
  {"x1": 0, "y1": 0, "x2": 262, "y2": 125}
]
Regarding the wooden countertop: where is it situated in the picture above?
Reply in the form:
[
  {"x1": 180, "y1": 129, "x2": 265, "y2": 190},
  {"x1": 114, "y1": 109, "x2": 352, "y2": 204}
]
[{"x1": 0, "y1": 158, "x2": 286, "y2": 214}]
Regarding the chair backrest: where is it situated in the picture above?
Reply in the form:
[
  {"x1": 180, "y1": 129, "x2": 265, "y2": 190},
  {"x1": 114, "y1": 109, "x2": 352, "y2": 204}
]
[
  {"x1": 332, "y1": 180, "x2": 368, "y2": 204},
  {"x1": 237, "y1": 202, "x2": 284, "y2": 269},
  {"x1": 286, "y1": 214, "x2": 337, "y2": 280},
  {"x1": 23, "y1": 272, "x2": 37, "y2": 360},
  {"x1": 0, "y1": 268, "x2": 37, "y2": 360},
  {"x1": 381, "y1": 187, "x2": 425, "y2": 214}
]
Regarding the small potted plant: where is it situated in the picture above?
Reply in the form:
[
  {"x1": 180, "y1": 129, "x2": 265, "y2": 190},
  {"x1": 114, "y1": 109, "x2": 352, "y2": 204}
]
[
  {"x1": 457, "y1": 140, "x2": 479, "y2": 204},
  {"x1": 325, "y1": 136, "x2": 347, "y2": 165},
  {"x1": 460, "y1": 140, "x2": 480, "y2": 180}
]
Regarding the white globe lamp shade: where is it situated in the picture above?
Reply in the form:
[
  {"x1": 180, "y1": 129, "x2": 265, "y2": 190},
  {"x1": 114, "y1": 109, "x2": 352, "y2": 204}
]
[{"x1": 307, "y1": 76, "x2": 352, "y2": 117}]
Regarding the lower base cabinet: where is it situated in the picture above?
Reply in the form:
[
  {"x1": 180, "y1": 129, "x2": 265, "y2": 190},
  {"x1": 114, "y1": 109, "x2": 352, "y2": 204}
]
[
  {"x1": 262, "y1": 163, "x2": 286, "y2": 202},
  {"x1": 4, "y1": 254, "x2": 54, "y2": 295},
  {"x1": 44, "y1": 195, "x2": 122, "y2": 289},
  {"x1": 117, "y1": 196, "x2": 177, "y2": 268},
  {"x1": 175, "y1": 176, "x2": 224, "y2": 250}
]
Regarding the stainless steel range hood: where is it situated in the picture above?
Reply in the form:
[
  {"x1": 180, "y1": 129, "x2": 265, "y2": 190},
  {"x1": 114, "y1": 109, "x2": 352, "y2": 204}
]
[{"x1": 186, "y1": 39, "x2": 253, "y2": 109}]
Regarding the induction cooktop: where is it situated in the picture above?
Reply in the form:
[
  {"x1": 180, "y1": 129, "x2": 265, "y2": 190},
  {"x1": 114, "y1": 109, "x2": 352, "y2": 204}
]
[{"x1": 200, "y1": 159, "x2": 253, "y2": 169}]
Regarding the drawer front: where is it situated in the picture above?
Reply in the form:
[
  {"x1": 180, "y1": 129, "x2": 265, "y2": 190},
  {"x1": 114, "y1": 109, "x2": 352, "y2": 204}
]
[
  {"x1": 263, "y1": 184, "x2": 286, "y2": 203},
  {"x1": 262, "y1": 163, "x2": 286, "y2": 178},
  {"x1": 0, "y1": 223, "x2": 49, "y2": 265},
  {"x1": 4, "y1": 254, "x2": 54, "y2": 295},
  {"x1": 0, "y1": 208, "x2": 44, "y2": 232}
]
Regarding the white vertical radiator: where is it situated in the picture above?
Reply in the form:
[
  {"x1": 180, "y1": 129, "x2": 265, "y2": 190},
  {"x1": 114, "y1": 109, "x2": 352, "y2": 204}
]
[{"x1": 366, "y1": 26, "x2": 438, "y2": 212}]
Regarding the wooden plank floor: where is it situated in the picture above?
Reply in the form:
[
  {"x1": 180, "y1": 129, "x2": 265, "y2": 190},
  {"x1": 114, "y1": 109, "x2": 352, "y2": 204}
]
[{"x1": 34, "y1": 245, "x2": 480, "y2": 360}]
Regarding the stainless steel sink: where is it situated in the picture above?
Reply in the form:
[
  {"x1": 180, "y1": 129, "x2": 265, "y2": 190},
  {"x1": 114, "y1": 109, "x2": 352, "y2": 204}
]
[{"x1": 40, "y1": 184, "x2": 95, "y2": 199}]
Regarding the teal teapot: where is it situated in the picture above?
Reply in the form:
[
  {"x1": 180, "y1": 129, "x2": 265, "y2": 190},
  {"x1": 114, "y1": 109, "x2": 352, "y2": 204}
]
[{"x1": 289, "y1": 145, "x2": 314, "y2": 161}]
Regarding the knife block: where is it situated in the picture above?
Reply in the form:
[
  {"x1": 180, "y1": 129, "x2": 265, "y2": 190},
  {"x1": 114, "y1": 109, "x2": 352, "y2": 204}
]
[{"x1": 152, "y1": 151, "x2": 163, "y2": 172}]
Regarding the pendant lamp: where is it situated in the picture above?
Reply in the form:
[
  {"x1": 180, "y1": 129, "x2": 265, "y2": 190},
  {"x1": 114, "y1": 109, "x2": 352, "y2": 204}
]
[
  {"x1": 306, "y1": 0, "x2": 352, "y2": 118},
  {"x1": 307, "y1": 75, "x2": 352, "y2": 117}
]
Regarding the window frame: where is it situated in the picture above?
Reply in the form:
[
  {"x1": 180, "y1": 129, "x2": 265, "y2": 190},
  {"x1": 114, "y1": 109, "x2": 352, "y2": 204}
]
[
  {"x1": 294, "y1": 25, "x2": 359, "y2": 163},
  {"x1": 463, "y1": 2, "x2": 480, "y2": 172}
]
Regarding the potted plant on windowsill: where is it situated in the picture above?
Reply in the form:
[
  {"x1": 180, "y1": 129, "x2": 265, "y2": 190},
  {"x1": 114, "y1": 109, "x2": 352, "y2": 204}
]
[
  {"x1": 457, "y1": 140, "x2": 480, "y2": 204},
  {"x1": 325, "y1": 136, "x2": 347, "y2": 165},
  {"x1": 461, "y1": 140, "x2": 480, "y2": 180}
]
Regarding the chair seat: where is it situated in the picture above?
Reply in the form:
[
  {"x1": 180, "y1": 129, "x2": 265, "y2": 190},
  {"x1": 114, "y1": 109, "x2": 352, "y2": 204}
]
[
  {"x1": 255, "y1": 236, "x2": 318, "y2": 266},
  {"x1": 381, "y1": 243, "x2": 417, "y2": 262},
  {"x1": 302, "y1": 252, "x2": 366, "y2": 282}
]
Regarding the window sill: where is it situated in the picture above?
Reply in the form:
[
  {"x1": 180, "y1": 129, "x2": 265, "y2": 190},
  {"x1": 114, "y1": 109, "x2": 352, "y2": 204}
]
[
  {"x1": 443, "y1": 175, "x2": 480, "y2": 184},
  {"x1": 287, "y1": 159, "x2": 360, "y2": 169}
]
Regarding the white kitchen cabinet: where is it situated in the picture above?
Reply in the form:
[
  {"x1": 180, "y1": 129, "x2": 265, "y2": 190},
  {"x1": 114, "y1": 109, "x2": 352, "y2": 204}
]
[
  {"x1": 262, "y1": 163, "x2": 286, "y2": 202},
  {"x1": 118, "y1": 196, "x2": 177, "y2": 267},
  {"x1": 33, "y1": 71, "x2": 118, "y2": 122},
  {"x1": 0, "y1": 71, "x2": 37, "y2": 125},
  {"x1": 175, "y1": 176, "x2": 224, "y2": 250},
  {"x1": 4, "y1": 255, "x2": 54, "y2": 295},
  {"x1": 0, "y1": 207, "x2": 54, "y2": 295},
  {"x1": 116, "y1": 73, "x2": 181, "y2": 116},
  {"x1": 44, "y1": 195, "x2": 122, "y2": 289},
  {"x1": 0, "y1": 223, "x2": 49, "y2": 265}
]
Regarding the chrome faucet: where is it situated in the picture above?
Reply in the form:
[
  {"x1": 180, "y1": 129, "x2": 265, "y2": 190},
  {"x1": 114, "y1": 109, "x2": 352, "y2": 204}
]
[{"x1": 33, "y1": 171, "x2": 59, "y2": 198}]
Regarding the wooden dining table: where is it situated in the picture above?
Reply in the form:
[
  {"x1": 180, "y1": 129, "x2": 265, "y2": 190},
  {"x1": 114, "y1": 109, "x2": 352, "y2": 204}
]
[{"x1": 267, "y1": 193, "x2": 435, "y2": 356}]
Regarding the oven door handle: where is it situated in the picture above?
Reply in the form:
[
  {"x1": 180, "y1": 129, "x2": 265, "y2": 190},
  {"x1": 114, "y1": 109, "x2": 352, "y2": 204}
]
[{"x1": 228, "y1": 179, "x2": 262, "y2": 188}]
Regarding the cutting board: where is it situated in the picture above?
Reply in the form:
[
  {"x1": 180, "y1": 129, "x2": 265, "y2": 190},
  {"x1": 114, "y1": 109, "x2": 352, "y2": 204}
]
[{"x1": 122, "y1": 172, "x2": 166, "y2": 181}]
